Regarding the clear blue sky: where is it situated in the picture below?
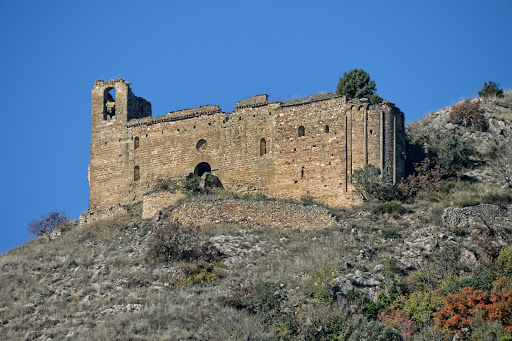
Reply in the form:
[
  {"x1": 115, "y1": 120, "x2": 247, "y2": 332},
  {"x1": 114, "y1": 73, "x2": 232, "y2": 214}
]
[{"x1": 1, "y1": 0, "x2": 511, "y2": 253}]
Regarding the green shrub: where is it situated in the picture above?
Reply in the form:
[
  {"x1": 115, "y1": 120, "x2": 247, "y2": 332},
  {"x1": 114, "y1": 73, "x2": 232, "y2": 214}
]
[
  {"x1": 251, "y1": 281, "x2": 286, "y2": 323},
  {"x1": 460, "y1": 271, "x2": 494, "y2": 293},
  {"x1": 448, "y1": 100, "x2": 487, "y2": 131},
  {"x1": 479, "y1": 81, "x2": 504, "y2": 98},
  {"x1": 347, "y1": 289, "x2": 372, "y2": 313},
  {"x1": 346, "y1": 315, "x2": 403, "y2": 341},
  {"x1": 386, "y1": 279, "x2": 409, "y2": 300},
  {"x1": 183, "y1": 175, "x2": 203, "y2": 195},
  {"x1": 336, "y1": 68, "x2": 377, "y2": 99},
  {"x1": 364, "y1": 280, "x2": 408, "y2": 319},
  {"x1": 222, "y1": 280, "x2": 286, "y2": 326},
  {"x1": 459, "y1": 198, "x2": 481, "y2": 207},
  {"x1": 366, "y1": 293, "x2": 392, "y2": 319},
  {"x1": 269, "y1": 313, "x2": 298, "y2": 340},
  {"x1": 308, "y1": 266, "x2": 338, "y2": 304},
  {"x1": 325, "y1": 313, "x2": 346, "y2": 340},
  {"x1": 173, "y1": 260, "x2": 221, "y2": 286},
  {"x1": 402, "y1": 291, "x2": 444, "y2": 324},
  {"x1": 382, "y1": 228, "x2": 401, "y2": 239},
  {"x1": 430, "y1": 134, "x2": 474, "y2": 171},
  {"x1": 382, "y1": 258, "x2": 400, "y2": 273},
  {"x1": 352, "y1": 164, "x2": 402, "y2": 202},
  {"x1": 471, "y1": 320, "x2": 512, "y2": 341},
  {"x1": 374, "y1": 201, "x2": 406, "y2": 215},
  {"x1": 432, "y1": 245, "x2": 465, "y2": 279},
  {"x1": 496, "y1": 246, "x2": 512, "y2": 277},
  {"x1": 482, "y1": 192, "x2": 512, "y2": 206},
  {"x1": 296, "y1": 308, "x2": 346, "y2": 340},
  {"x1": 369, "y1": 94, "x2": 382, "y2": 105}
]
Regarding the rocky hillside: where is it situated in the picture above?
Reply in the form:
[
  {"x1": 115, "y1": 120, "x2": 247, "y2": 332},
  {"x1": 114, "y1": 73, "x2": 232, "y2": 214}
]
[
  {"x1": 407, "y1": 92, "x2": 512, "y2": 186},
  {"x1": 1, "y1": 93, "x2": 512, "y2": 341}
]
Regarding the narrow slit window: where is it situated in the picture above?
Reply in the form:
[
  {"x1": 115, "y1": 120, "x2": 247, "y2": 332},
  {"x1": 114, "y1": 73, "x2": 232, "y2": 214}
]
[
  {"x1": 325, "y1": 125, "x2": 330, "y2": 133},
  {"x1": 134, "y1": 136, "x2": 139, "y2": 150},
  {"x1": 301, "y1": 166, "x2": 305, "y2": 179},
  {"x1": 134, "y1": 166, "x2": 140, "y2": 181},
  {"x1": 260, "y1": 138, "x2": 267, "y2": 156}
]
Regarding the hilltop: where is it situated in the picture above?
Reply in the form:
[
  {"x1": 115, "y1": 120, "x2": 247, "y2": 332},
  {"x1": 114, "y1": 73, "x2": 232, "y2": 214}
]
[{"x1": 1, "y1": 93, "x2": 512, "y2": 340}]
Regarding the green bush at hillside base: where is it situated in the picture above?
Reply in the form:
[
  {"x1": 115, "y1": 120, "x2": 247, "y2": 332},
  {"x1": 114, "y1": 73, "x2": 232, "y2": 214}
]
[{"x1": 374, "y1": 201, "x2": 406, "y2": 216}]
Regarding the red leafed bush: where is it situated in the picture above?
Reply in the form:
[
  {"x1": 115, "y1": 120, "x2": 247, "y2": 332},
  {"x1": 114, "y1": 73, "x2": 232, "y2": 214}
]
[
  {"x1": 469, "y1": 229, "x2": 500, "y2": 260},
  {"x1": 145, "y1": 219, "x2": 221, "y2": 263},
  {"x1": 435, "y1": 287, "x2": 512, "y2": 334},
  {"x1": 448, "y1": 100, "x2": 487, "y2": 131},
  {"x1": 223, "y1": 281, "x2": 255, "y2": 310},
  {"x1": 27, "y1": 211, "x2": 67, "y2": 236},
  {"x1": 378, "y1": 308, "x2": 416, "y2": 340},
  {"x1": 399, "y1": 158, "x2": 446, "y2": 200}
]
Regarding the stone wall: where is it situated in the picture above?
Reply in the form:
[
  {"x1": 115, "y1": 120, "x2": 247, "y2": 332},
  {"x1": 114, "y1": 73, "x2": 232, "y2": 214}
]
[
  {"x1": 79, "y1": 205, "x2": 129, "y2": 226},
  {"x1": 170, "y1": 199, "x2": 339, "y2": 230},
  {"x1": 142, "y1": 190, "x2": 185, "y2": 219},
  {"x1": 88, "y1": 79, "x2": 405, "y2": 211}
]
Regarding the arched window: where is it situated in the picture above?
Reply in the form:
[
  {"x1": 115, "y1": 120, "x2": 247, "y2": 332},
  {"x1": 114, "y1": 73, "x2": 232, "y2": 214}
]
[
  {"x1": 134, "y1": 136, "x2": 140, "y2": 150},
  {"x1": 196, "y1": 139, "x2": 207, "y2": 152},
  {"x1": 104, "y1": 87, "x2": 116, "y2": 120},
  {"x1": 134, "y1": 166, "x2": 140, "y2": 181},
  {"x1": 260, "y1": 138, "x2": 267, "y2": 156},
  {"x1": 325, "y1": 125, "x2": 330, "y2": 133},
  {"x1": 298, "y1": 126, "x2": 305, "y2": 137}
]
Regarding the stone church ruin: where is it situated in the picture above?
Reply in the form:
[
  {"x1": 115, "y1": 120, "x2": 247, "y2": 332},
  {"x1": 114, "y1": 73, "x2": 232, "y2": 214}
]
[{"x1": 88, "y1": 79, "x2": 405, "y2": 213}]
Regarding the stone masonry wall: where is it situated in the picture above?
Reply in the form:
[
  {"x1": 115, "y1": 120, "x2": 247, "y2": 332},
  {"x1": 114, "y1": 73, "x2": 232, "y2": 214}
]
[
  {"x1": 142, "y1": 190, "x2": 185, "y2": 219},
  {"x1": 170, "y1": 199, "x2": 339, "y2": 230},
  {"x1": 88, "y1": 79, "x2": 405, "y2": 211}
]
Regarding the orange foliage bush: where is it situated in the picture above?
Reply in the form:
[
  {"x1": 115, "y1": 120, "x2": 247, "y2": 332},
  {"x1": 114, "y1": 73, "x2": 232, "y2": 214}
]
[
  {"x1": 435, "y1": 286, "x2": 512, "y2": 334},
  {"x1": 378, "y1": 307, "x2": 416, "y2": 340}
]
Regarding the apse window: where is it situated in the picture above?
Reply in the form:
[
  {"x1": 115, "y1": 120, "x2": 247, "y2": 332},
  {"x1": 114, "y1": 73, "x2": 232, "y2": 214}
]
[{"x1": 298, "y1": 126, "x2": 305, "y2": 137}]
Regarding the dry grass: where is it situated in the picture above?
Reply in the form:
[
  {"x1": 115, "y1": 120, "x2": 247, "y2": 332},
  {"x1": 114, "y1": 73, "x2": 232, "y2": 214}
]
[
  {"x1": 1, "y1": 185, "x2": 510, "y2": 339},
  {"x1": 0, "y1": 198, "x2": 401, "y2": 339}
]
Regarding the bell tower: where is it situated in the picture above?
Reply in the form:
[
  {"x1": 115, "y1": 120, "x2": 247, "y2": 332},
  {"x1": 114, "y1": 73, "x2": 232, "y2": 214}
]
[{"x1": 88, "y1": 79, "x2": 151, "y2": 211}]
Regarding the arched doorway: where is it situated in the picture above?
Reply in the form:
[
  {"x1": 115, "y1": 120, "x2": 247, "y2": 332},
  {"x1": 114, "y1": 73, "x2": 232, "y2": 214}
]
[{"x1": 194, "y1": 162, "x2": 211, "y2": 177}]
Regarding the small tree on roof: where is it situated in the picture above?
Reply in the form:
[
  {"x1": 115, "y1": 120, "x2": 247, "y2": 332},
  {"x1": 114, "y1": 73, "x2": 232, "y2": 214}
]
[{"x1": 336, "y1": 68, "x2": 377, "y2": 101}]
